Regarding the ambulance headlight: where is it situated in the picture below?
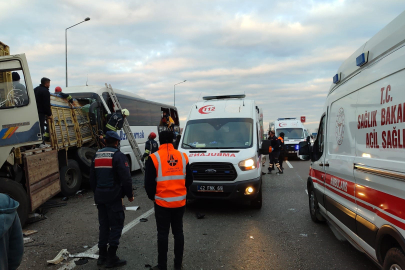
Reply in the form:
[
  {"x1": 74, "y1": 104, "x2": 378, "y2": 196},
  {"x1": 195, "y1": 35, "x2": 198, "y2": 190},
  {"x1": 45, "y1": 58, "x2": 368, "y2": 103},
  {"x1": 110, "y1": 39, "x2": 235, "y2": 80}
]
[
  {"x1": 238, "y1": 157, "x2": 256, "y2": 171},
  {"x1": 245, "y1": 186, "x2": 254, "y2": 195}
]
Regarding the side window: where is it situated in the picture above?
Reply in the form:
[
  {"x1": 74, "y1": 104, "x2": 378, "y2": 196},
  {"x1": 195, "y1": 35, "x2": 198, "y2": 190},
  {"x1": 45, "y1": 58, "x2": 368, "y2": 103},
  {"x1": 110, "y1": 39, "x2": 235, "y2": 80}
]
[
  {"x1": 317, "y1": 116, "x2": 326, "y2": 154},
  {"x1": 0, "y1": 61, "x2": 29, "y2": 109}
]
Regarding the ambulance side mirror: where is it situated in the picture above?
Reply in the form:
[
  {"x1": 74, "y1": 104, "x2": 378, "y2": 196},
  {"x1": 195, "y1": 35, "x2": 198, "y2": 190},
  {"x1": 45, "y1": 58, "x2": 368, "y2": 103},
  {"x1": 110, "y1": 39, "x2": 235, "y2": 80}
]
[
  {"x1": 298, "y1": 141, "x2": 311, "y2": 160},
  {"x1": 259, "y1": 140, "x2": 272, "y2": 155}
]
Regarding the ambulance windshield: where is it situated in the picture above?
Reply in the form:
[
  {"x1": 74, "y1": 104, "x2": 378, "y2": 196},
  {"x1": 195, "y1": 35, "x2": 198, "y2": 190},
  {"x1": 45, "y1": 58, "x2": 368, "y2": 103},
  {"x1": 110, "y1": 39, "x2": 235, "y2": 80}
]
[
  {"x1": 182, "y1": 118, "x2": 253, "y2": 149},
  {"x1": 276, "y1": 128, "x2": 304, "y2": 139}
]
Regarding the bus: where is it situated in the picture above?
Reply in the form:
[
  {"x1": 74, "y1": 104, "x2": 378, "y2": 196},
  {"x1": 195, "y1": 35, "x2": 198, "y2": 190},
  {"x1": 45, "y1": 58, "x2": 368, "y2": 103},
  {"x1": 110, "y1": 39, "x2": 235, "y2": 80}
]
[{"x1": 65, "y1": 85, "x2": 180, "y2": 171}]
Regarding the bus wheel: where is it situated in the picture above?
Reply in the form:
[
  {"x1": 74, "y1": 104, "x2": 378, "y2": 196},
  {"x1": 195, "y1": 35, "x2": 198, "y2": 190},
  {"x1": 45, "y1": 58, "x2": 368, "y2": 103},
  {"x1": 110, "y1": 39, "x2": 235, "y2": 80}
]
[
  {"x1": 0, "y1": 177, "x2": 30, "y2": 227},
  {"x1": 60, "y1": 160, "x2": 82, "y2": 196},
  {"x1": 383, "y1": 248, "x2": 405, "y2": 270},
  {"x1": 251, "y1": 186, "x2": 262, "y2": 209}
]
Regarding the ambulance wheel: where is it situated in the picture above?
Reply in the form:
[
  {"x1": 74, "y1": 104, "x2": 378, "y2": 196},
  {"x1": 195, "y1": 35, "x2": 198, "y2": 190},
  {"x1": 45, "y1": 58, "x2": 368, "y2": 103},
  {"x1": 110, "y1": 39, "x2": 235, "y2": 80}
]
[
  {"x1": 251, "y1": 186, "x2": 262, "y2": 209},
  {"x1": 60, "y1": 160, "x2": 82, "y2": 197},
  {"x1": 309, "y1": 184, "x2": 325, "y2": 223},
  {"x1": 0, "y1": 177, "x2": 30, "y2": 227},
  {"x1": 383, "y1": 248, "x2": 405, "y2": 270}
]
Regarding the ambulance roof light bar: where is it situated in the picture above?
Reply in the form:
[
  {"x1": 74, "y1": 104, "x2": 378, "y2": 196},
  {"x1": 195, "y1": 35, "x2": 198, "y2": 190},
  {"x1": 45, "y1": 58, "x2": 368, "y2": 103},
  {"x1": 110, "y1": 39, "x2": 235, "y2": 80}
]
[
  {"x1": 277, "y1": 118, "x2": 297, "y2": 121},
  {"x1": 203, "y1": 94, "x2": 246, "y2": 100}
]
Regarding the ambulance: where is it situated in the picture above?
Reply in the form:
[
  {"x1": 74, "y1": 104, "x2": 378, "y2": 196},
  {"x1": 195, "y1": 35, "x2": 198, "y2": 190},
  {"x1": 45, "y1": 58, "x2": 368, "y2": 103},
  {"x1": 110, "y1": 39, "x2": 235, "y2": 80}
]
[
  {"x1": 178, "y1": 94, "x2": 263, "y2": 209},
  {"x1": 299, "y1": 11, "x2": 405, "y2": 269},
  {"x1": 274, "y1": 118, "x2": 307, "y2": 157}
]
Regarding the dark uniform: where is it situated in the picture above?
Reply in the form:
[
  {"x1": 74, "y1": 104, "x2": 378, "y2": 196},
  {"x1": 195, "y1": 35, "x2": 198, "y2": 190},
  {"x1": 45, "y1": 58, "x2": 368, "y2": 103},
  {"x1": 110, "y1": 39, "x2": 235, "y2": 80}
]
[
  {"x1": 141, "y1": 138, "x2": 159, "y2": 162},
  {"x1": 278, "y1": 135, "x2": 285, "y2": 170},
  {"x1": 105, "y1": 111, "x2": 125, "y2": 133},
  {"x1": 34, "y1": 83, "x2": 52, "y2": 142},
  {"x1": 268, "y1": 134, "x2": 283, "y2": 174},
  {"x1": 89, "y1": 131, "x2": 133, "y2": 268}
]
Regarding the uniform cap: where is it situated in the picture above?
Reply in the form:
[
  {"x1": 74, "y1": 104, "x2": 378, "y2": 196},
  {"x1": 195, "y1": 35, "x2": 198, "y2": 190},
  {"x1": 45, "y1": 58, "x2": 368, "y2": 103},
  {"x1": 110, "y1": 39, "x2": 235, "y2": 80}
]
[
  {"x1": 55, "y1": 86, "x2": 62, "y2": 93},
  {"x1": 105, "y1": 131, "x2": 121, "y2": 141},
  {"x1": 122, "y1": 108, "x2": 130, "y2": 116}
]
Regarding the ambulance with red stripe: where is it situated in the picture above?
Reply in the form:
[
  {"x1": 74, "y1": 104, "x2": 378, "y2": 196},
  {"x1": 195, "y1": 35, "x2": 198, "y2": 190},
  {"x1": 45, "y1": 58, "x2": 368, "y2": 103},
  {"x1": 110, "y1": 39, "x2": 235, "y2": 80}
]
[
  {"x1": 178, "y1": 94, "x2": 263, "y2": 209},
  {"x1": 299, "y1": 11, "x2": 405, "y2": 269}
]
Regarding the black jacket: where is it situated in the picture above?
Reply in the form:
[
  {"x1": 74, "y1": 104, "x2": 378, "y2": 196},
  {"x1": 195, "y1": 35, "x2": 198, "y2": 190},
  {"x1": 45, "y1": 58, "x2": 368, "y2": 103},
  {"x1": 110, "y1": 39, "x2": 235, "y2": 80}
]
[
  {"x1": 270, "y1": 135, "x2": 281, "y2": 152},
  {"x1": 89, "y1": 148, "x2": 133, "y2": 204},
  {"x1": 34, "y1": 85, "x2": 52, "y2": 116},
  {"x1": 144, "y1": 149, "x2": 193, "y2": 201}
]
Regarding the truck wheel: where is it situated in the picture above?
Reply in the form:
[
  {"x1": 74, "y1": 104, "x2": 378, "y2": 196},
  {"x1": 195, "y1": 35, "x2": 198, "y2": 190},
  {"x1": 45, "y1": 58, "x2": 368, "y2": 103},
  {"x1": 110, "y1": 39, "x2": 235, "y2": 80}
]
[
  {"x1": 0, "y1": 177, "x2": 30, "y2": 227},
  {"x1": 60, "y1": 159, "x2": 82, "y2": 196},
  {"x1": 309, "y1": 184, "x2": 325, "y2": 223},
  {"x1": 76, "y1": 147, "x2": 96, "y2": 172},
  {"x1": 383, "y1": 248, "x2": 405, "y2": 270},
  {"x1": 251, "y1": 186, "x2": 262, "y2": 209}
]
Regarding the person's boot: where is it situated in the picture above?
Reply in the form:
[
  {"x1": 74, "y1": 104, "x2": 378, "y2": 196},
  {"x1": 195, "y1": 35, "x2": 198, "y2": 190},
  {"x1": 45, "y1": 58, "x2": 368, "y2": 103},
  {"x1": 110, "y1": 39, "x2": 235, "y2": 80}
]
[
  {"x1": 105, "y1": 246, "x2": 126, "y2": 268},
  {"x1": 97, "y1": 246, "x2": 108, "y2": 266}
]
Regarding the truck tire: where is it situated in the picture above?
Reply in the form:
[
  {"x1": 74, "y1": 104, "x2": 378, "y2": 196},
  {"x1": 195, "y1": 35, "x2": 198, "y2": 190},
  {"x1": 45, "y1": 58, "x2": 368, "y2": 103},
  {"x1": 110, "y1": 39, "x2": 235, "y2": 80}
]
[
  {"x1": 0, "y1": 177, "x2": 30, "y2": 227},
  {"x1": 309, "y1": 184, "x2": 325, "y2": 223},
  {"x1": 76, "y1": 147, "x2": 96, "y2": 172},
  {"x1": 60, "y1": 159, "x2": 82, "y2": 196},
  {"x1": 383, "y1": 248, "x2": 405, "y2": 270},
  {"x1": 251, "y1": 186, "x2": 262, "y2": 209}
]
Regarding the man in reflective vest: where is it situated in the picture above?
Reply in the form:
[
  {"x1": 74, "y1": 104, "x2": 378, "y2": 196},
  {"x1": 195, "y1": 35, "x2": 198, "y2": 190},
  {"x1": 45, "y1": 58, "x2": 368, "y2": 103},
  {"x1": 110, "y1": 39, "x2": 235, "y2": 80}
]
[
  {"x1": 144, "y1": 131, "x2": 193, "y2": 270},
  {"x1": 90, "y1": 131, "x2": 134, "y2": 268}
]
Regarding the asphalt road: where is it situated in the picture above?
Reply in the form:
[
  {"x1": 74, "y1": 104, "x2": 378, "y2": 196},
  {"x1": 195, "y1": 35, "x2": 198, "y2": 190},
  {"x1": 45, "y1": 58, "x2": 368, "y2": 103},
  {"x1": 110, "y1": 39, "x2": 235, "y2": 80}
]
[{"x1": 19, "y1": 159, "x2": 379, "y2": 270}]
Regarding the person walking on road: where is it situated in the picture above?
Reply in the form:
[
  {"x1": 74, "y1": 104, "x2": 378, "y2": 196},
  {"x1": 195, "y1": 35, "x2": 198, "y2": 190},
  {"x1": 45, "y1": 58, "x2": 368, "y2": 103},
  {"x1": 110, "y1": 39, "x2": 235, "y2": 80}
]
[
  {"x1": 268, "y1": 130, "x2": 283, "y2": 174},
  {"x1": 89, "y1": 131, "x2": 134, "y2": 268},
  {"x1": 34, "y1": 77, "x2": 52, "y2": 147},
  {"x1": 141, "y1": 132, "x2": 159, "y2": 163},
  {"x1": 0, "y1": 193, "x2": 24, "y2": 270},
  {"x1": 278, "y1": 132, "x2": 285, "y2": 171},
  {"x1": 144, "y1": 130, "x2": 194, "y2": 270}
]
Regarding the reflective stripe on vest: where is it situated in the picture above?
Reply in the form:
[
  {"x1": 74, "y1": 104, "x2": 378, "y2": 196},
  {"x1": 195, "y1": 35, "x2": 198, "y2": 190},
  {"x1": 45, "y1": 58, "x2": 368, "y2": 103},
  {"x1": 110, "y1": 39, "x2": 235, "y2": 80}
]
[
  {"x1": 151, "y1": 147, "x2": 188, "y2": 208},
  {"x1": 94, "y1": 147, "x2": 119, "y2": 187}
]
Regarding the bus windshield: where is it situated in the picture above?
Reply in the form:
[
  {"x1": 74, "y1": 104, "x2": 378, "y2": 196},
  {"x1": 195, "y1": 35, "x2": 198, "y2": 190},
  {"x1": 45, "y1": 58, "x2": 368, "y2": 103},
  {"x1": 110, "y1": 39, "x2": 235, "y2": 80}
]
[
  {"x1": 276, "y1": 128, "x2": 304, "y2": 139},
  {"x1": 182, "y1": 118, "x2": 253, "y2": 149}
]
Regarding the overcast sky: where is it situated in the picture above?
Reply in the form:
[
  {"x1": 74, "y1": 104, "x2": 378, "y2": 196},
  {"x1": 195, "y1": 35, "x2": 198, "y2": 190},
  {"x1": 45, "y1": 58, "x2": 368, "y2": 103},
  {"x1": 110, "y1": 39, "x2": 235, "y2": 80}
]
[{"x1": 2, "y1": 0, "x2": 405, "y2": 132}]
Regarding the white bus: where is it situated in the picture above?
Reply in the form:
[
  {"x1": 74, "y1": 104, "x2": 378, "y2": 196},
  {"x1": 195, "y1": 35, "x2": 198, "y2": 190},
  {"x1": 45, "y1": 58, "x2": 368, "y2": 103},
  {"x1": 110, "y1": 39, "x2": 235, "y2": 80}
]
[{"x1": 65, "y1": 85, "x2": 180, "y2": 171}]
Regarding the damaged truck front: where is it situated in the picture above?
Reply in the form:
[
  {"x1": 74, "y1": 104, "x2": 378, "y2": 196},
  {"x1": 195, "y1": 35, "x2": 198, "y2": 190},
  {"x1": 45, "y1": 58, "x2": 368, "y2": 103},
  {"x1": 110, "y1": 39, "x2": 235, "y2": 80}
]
[{"x1": 0, "y1": 51, "x2": 98, "y2": 226}]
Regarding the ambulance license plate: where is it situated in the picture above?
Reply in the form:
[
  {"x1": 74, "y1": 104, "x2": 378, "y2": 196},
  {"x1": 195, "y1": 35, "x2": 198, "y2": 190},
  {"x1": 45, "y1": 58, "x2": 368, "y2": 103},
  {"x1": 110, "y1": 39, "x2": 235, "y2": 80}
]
[
  {"x1": 197, "y1": 185, "x2": 224, "y2": 192},
  {"x1": 289, "y1": 151, "x2": 296, "y2": 153}
]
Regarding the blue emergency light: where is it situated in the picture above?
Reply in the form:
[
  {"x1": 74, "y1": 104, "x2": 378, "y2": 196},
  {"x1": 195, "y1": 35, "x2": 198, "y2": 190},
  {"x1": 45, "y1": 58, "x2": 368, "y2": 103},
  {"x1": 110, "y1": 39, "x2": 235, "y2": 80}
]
[
  {"x1": 333, "y1": 73, "x2": 341, "y2": 84},
  {"x1": 356, "y1": 51, "x2": 369, "y2": 66},
  {"x1": 295, "y1": 145, "x2": 299, "y2": 150}
]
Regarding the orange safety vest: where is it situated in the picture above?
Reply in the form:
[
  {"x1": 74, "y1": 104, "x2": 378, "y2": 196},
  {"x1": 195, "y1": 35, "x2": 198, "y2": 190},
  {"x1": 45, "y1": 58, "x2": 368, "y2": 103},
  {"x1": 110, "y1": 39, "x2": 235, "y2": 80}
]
[
  {"x1": 150, "y1": 144, "x2": 189, "y2": 208},
  {"x1": 278, "y1": 136, "x2": 284, "y2": 143}
]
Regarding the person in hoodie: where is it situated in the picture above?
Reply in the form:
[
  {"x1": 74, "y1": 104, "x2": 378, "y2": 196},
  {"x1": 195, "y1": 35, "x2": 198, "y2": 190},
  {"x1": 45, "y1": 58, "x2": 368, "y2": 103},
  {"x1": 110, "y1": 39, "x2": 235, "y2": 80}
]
[{"x1": 0, "y1": 193, "x2": 24, "y2": 270}]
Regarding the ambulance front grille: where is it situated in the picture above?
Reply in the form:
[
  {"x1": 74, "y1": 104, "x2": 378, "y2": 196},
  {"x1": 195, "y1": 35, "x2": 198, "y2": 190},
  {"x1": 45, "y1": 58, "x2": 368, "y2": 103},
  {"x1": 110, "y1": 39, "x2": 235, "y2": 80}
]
[{"x1": 190, "y1": 162, "x2": 237, "y2": 181}]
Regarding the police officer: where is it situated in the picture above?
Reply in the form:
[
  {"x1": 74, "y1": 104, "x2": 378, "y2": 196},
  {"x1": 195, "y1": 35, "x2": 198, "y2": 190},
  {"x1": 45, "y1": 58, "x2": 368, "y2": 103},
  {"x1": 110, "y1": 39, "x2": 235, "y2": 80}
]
[
  {"x1": 144, "y1": 131, "x2": 193, "y2": 270},
  {"x1": 141, "y1": 132, "x2": 159, "y2": 163},
  {"x1": 268, "y1": 130, "x2": 283, "y2": 174},
  {"x1": 105, "y1": 109, "x2": 130, "y2": 133},
  {"x1": 278, "y1": 132, "x2": 285, "y2": 170},
  {"x1": 89, "y1": 131, "x2": 134, "y2": 268}
]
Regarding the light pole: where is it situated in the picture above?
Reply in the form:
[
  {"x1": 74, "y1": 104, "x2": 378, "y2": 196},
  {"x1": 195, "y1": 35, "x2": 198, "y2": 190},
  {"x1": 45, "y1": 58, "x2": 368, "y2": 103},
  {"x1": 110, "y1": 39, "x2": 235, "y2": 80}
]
[
  {"x1": 65, "y1": 17, "x2": 90, "y2": 87},
  {"x1": 174, "y1": 80, "x2": 186, "y2": 106}
]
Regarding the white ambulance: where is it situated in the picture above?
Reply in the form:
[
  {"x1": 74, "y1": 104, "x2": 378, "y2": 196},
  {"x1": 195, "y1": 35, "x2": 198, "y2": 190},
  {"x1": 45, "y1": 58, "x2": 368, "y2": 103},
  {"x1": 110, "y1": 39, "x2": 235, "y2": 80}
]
[
  {"x1": 274, "y1": 118, "x2": 307, "y2": 157},
  {"x1": 179, "y1": 94, "x2": 263, "y2": 209},
  {"x1": 299, "y1": 11, "x2": 405, "y2": 269}
]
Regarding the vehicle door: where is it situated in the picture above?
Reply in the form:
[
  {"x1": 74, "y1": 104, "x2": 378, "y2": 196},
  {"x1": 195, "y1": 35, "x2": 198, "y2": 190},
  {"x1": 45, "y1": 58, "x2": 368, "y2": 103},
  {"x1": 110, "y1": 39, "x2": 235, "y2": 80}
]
[
  {"x1": 310, "y1": 114, "x2": 327, "y2": 209},
  {"x1": 324, "y1": 88, "x2": 359, "y2": 234},
  {"x1": 0, "y1": 54, "x2": 41, "y2": 166}
]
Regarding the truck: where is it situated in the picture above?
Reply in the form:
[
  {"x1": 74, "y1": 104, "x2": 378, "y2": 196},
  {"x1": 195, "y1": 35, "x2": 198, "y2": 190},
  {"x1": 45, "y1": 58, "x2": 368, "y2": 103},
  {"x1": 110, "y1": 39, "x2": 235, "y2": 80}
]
[{"x1": 0, "y1": 47, "x2": 98, "y2": 225}]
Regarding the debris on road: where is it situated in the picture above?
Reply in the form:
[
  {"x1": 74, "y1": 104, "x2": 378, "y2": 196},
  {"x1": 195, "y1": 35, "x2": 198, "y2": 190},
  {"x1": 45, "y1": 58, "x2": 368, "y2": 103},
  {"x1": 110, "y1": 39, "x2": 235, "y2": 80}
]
[
  {"x1": 47, "y1": 249, "x2": 69, "y2": 265},
  {"x1": 299, "y1": 234, "x2": 308, "y2": 237},
  {"x1": 23, "y1": 229, "x2": 38, "y2": 236},
  {"x1": 196, "y1": 212, "x2": 205, "y2": 219},
  {"x1": 26, "y1": 213, "x2": 47, "y2": 224},
  {"x1": 24, "y1": 237, "x2": 33, "y2": 244},
  {"x1": 125, "y1": 206, "x2": 139, "y2": 211},
  {"x1": 140, "y1": 218, "x2": 148, "y2": 222},
  {"x1": 74, "y1": 258, "x2": 88, "y2": 265},
  {"x1": 288, "y1": 208, "x2": 295, "y2": 211},
  {"x1": 76, "y1": 189, "x2": 85, "y2": 195},
  {"x1": 83, "y1": 245, "x2": 88, "y2": 248},
  {"x1": 250, "y1": 236, "x2": 254, "y2": 239},
  {"x1": 62, "y1": 197, "x2": 69, "y2": 201},
  {"x1": 69, "y1": 253, "x2": 99, "y2": 259}
]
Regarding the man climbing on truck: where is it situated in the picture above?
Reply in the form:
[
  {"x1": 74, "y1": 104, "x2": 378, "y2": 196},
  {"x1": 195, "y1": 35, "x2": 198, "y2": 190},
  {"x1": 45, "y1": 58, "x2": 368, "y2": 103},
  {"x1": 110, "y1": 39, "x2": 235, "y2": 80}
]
[{"x1": 34, "y1": 77, "x2": 52, "y2": 147}]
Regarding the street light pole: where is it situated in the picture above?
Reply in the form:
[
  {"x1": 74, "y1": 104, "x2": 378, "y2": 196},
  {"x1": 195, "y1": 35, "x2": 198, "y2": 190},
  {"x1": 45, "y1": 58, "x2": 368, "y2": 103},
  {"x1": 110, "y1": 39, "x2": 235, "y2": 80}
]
[
  {"x1": 174, "y1": 80, "x2": 186, "y2": 106},
  {"x1": 65, "y1": 17, "x2": 90, "y2": 87}
]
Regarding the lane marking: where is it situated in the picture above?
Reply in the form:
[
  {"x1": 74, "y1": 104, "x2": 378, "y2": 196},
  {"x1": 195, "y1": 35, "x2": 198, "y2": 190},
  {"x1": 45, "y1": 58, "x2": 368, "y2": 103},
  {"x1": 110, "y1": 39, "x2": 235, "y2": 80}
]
[
  {"x1": 286, "y1": 161, "x2": 293, "y2": 168},
  {"x1": 58, "y1": 207, "x2": 155, "y2": 270}
]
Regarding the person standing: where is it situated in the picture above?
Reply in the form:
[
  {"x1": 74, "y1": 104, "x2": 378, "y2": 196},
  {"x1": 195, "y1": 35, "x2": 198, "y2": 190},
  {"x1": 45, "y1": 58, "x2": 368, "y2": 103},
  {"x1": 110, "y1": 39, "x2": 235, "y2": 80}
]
[
  {"x1": 141, "y1": 132, "x2": 159, "y2": 163},
  {"x1": 144, "y1": 131, "x2": 193, "y2": 270},
  {"x1": 278, "y1": 132, "x2": 285, "y2": 171},
  {"x1": 34, "y1": 77, "x2": 52, "y2": 147},
  {"x1": 0, "y1": 193, "x2": 24, "y2": 270},
  {"x1": 268, "y1": 130, "x2": 283, "y2": 174},
  {"x1": 89, "y1": 131, "x2": 134, "y2": 268}
]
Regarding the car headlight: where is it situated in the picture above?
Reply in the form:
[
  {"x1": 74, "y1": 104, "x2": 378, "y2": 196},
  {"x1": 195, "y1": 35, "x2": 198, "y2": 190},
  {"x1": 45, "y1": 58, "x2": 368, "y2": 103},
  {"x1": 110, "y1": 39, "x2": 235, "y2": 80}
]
[{"x1": 238, "y1": 157, "x2": 256, "y2": 171}]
